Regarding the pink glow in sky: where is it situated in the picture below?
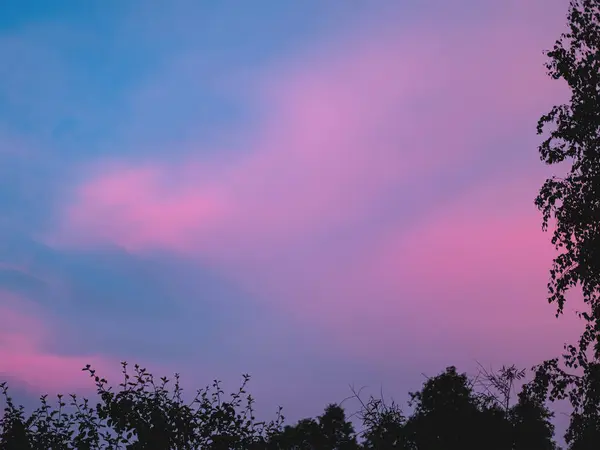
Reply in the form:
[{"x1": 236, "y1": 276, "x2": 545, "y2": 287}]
[
  {"x1": 0, "y1": 291, "x2": 112, "y2": 394},
  {"x1": 50, "y1": 4, "x2": 579, "y2": 372},
  {"x1": 59, "y1": 17, "x2": 562, "y2": 253},
  {"x1": 1, "y1": 5, "x2": 583, "y2": 437}
]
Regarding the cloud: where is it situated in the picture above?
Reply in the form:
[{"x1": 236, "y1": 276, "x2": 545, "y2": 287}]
[
  {"x1": 320, "y1": 176, "x2": 582, "y2": 359},
  {"x1": 0, "y1": 231, "x2": 279, "y2": 367},
  {"x1": 55, "y1": 15, "x2": 561, "y2": 254},
  {"x1": 0, "y1": 290, "x2": 113, "y2": 394},
  {"x1": 49, "y1": 1, "x2": 575, "y2": 374},
  {"x1": 0, "y1": 2, "x2": 580, "y2": 438}
]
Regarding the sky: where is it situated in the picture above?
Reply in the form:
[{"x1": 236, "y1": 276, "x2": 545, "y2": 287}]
[{"x1": 0, "y1": 0, "x2": 585, "y2": 434}]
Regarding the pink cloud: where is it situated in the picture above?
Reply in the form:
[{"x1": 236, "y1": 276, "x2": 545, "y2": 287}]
[
  {"x1": 281, "y1": 175, "x2": 583, "y2": 365},
  {"x1": 64, "y1": 163, "x2": 227, "y2": 253},
  {"x1": 0, "y1": 291, "x2": 115, "y2": 394},
  {"x1": 50, "y1": 7, "x2": 575, "y2": 368},
  {"x1": 56, "y1": 15, "x2": 562, "y2": 254}
]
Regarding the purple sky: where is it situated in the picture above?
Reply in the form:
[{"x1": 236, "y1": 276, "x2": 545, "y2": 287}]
[{"x1": 0, "y1": 0, "x2": 584, "y2": 435}]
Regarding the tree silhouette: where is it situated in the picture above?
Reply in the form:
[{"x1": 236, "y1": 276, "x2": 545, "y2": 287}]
[
  {"x1": 473, "y1": 363, "x2": 525, "y2": 412},
  {"x1": 0, "y1": 362, "x2": 564, "y2": 449},
  {"x1": 510, "y1": 384, "x2": 557, "y2": 450},
  {"x1": 473, "y1": 363, "x2": 557, "y2": 449},
  {"x1": 403, "y1": 366, "x2": 482, "y2": 450},
  {"x1": 532, "y1": 1, "x2": 600, "y2": 447},
  {"x1": 0, "y1": 362, "x2": 284, "y2": 450},
  {"x1": 354, "y1": 365, "x2": 558, "y2": 450},
  {"x1": 354, "y1": 390, "x2": 408, "y2": 450},
  {"x1": 535, "y1": 0, "x2": 600, "y2": 359},
  {"x1": 268, "y1": 404, "x2": 359, "y2": 450},
  {"x1": 531, "y1": 357, "x2": 600, "y2": 449}
]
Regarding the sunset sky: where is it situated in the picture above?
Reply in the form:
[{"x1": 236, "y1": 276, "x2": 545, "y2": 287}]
[{"x1": 0, "y1": 0, "x2": 583, "y2": 433}]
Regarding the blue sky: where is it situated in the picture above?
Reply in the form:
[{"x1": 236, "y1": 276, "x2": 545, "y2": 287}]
[{"x1": 0, "y1": 0, "x2": 580, "y2": 435}]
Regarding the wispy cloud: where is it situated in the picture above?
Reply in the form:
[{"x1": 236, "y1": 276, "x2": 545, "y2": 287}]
[
  {"x1": 0, "y1": 0, "x2": 577, "y2": 425},
  {"x1": 0, "y1": 290, "x2": 114, "y2": 393},
  {"x1": 52, "y1": 11, "x2": 570, "y2": 352}
]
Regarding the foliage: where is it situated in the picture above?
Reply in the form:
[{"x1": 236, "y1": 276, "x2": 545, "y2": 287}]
[
  {"x1": 404, "y1": 366, "x2": 482, "y2": 450},
  {"x1": 473, "y1": 362, "x2": 526, "y2": 412},
  {"x1": 535, "y1": 0, "x2": 600, "y2": 359},
  {"x1": 352, "y1": 366, "x2": 557, "y2": 450},
  {"x1": 530, "y1": 357, "x2": 600, "y2": 449},
  {"x1": 510, "y1": 384, "x2": 557, "y2": 450},
  {"x1": 531, "y1": 2, "x2": 600, "y2": 448},
  {"x1": 352, "y1": 388, "x2": 408, "y2": 450},
  {"x1": 0, "y1": 362, "x2": 283, "y2": 450},
  {"x1": 268, "y1": 404, "x2": 359, "y2": 450},
  {"x1": 0, "y1": 363, "x2": 562, "y2": 449}
]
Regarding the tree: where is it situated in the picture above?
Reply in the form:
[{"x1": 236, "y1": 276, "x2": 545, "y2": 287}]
[
  {"x1": 403, "y1": 366, "x2": 484, "y2": 450},
  {"x1": 473, "y1": 363, "x2": 557, "y2": 449},
  {"x1": 535, "y1": 0, "x2": 600, "y2": 359},
  {"x1": 533, "y1": 2, "x2": 600, "y2": 447},
  {"x1": 531, "y1": 357, "x2": 600, "y2": 450},
  {"x1": 269, "y1": 417, "x2": 322, "y2": 450},
  {"x1": 509, "y1": 385, "x2": 557, "y2": 450},
  {"x1": 316, "y1": 404, "x2": 358, "y2": 450},
  {"x1": 0, "y1": 361, "x2": 564, "y2": 449},
  {"x1": 0, "y1": 362, "x2": 284, "y2": 450},
  {"x1": 267, "y1": 404, "x2": 359, "y2": 450},
  {"x1": 473, "y1": 363, "x2": 526, "y2": 413},
  {"x1": 351, "y1": 387, "x2": 409, "y2": 450},
  {"x1": 393, "y1": 366, "x2": 556, "y2": 450}
]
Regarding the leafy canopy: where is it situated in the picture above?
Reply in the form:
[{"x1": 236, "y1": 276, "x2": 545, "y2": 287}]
[{"x1": 535, "y1": 0, "x2": 600, "y2": 358}]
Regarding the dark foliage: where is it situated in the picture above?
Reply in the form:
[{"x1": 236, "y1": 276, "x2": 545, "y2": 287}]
[
  {"x1": 535, "y1": 0, "x2": 600, "y2": 359},
  {"x1": 399, "y1": 366, "x2": 556, "y2": 450},
  {"x1": 530, "y1": 358, "x2": 600, "y2": 450},
  {"x1": 0, "y1": 363, "x2": 561, "y2": 450},
  {"x1": 267, "y1": 404, "x2": 359, "y2": 450},
  {"x1": 0, "y1": 362, "x2": 284, "y2": 450},
  {"x1": 532, "y1": 1, "x2": 600, "y2": 449}
]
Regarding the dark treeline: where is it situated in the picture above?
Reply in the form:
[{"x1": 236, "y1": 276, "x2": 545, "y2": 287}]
[
  {"x1": 0, "y1": 362, "x2": 565, "y2": 450},
  {"x1": 0, "y1": 358, "x2": 598, "y2": 449},
  {"x1": 2, "y1": 0, "x2": 600, "y2": 448}
]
